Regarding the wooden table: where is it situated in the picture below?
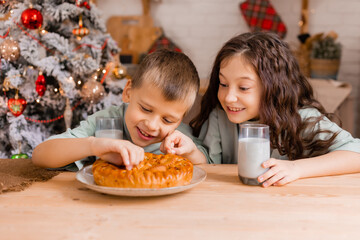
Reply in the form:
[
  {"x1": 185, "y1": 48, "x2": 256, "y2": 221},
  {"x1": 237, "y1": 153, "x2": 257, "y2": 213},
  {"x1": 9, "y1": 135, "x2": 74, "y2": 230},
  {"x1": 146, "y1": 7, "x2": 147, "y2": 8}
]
[{"x1": 1, "y1": 164, "x2": 360, "y2": 239}]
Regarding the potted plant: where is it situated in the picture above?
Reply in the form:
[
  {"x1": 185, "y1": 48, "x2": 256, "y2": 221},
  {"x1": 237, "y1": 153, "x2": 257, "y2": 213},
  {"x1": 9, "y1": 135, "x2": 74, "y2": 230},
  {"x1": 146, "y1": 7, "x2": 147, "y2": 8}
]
[{"x1": 310, "y1": 31, "x2": 342, "y2": 80}]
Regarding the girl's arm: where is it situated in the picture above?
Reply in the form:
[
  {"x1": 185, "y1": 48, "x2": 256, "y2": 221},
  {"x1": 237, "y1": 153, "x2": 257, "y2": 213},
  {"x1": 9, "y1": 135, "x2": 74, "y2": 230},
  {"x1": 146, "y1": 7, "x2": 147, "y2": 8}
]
[
  {"x1": 294, "y1": 151, "x2": 360, "y2": 178},
  {"x1": 259, "y1": 108, "x2": 360, "y2": 187},
  {"x1": 258, "y1": 151, "x2": 360, "y2": 187}
]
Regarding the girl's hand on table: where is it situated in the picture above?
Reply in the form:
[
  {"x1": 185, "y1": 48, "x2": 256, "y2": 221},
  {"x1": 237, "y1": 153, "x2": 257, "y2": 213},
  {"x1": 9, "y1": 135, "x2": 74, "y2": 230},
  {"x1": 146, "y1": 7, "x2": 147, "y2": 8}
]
[{"x1": 258, "y1": 158, "x2": 301, "y2": 187}]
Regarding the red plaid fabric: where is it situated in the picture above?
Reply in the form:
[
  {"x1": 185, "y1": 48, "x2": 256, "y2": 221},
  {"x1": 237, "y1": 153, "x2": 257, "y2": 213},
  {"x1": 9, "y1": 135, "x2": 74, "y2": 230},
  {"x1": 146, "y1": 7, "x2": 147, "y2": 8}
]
[
  {"x1": 239, "y1": 0, "x2": 287, "y2": 39},
  {"x1": 148, "y1": 34, "x2": 182, "y2": 53}
]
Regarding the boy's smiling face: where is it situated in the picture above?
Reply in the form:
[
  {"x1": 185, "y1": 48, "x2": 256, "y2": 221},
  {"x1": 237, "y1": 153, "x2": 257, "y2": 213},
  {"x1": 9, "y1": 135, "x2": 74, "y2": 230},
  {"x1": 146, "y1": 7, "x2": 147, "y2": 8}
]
[{"x1": 122, "y1": 79, "x2": 194, "y2": 147}]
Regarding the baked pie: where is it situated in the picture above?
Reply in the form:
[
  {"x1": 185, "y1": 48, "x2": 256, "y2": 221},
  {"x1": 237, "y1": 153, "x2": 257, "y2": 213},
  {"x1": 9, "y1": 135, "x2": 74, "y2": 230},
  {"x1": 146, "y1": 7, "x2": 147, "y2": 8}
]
[{"x1": 92, "y1": 152, "x2": 193, "y2": 188}]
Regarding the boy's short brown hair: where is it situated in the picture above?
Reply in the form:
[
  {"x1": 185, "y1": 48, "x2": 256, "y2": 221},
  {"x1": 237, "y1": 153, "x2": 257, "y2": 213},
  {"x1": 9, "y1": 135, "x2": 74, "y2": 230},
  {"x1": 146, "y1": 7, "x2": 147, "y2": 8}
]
[{"x1": 131, "y1": 49, "x2": 200, "y2": 103}]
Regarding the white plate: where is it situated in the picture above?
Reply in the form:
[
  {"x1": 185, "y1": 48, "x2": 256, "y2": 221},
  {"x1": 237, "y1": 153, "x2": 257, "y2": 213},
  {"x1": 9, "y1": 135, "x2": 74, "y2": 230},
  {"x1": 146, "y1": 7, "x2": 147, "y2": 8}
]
[{"x1": 76, "y1": 165, "x2": 207, "y2": 197}]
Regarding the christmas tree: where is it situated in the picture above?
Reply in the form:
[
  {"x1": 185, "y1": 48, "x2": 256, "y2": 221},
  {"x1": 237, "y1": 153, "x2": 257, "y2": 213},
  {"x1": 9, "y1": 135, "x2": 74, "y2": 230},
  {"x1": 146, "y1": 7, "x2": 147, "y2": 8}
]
[{"x1": 0, "y1": 0, "x2": 128, "y2": 159}]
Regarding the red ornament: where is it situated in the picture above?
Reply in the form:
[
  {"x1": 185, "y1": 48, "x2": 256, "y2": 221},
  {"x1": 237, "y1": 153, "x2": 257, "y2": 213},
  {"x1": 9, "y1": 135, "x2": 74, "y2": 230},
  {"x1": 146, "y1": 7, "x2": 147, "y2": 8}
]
[
  {"x1": 76, "y1": 0, "x2": 91, "y2": 10},
  {"x1": 8, "y1": 93, "x2": 27, "y2": 117},
  {"x1": 21, "y1": 8, "x2": 43, "y2": 29},
  {"x1": 36, "y1": 72, "x2": 46, "y2": 96}
]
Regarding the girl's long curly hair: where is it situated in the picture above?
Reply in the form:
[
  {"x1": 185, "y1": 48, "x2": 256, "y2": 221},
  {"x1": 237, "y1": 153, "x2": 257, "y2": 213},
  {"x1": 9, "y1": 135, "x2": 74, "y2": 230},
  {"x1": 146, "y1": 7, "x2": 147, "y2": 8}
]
[{"x1": 191, "y1": 32, "x2": 338, "y2": 160}]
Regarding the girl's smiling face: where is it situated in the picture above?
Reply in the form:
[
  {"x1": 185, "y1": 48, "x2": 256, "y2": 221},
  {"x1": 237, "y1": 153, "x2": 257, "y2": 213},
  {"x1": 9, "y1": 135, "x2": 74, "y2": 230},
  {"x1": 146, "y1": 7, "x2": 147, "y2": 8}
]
[{"x1": 217, "y1": 55, "x2": 262, "y2": 124}]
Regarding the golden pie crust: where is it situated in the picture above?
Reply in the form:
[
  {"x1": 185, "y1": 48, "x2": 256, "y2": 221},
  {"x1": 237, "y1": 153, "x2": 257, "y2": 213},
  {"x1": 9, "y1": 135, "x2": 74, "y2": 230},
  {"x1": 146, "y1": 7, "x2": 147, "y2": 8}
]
[{"x1": 92, "y1": 153, "x2": 193, "y2": 188}]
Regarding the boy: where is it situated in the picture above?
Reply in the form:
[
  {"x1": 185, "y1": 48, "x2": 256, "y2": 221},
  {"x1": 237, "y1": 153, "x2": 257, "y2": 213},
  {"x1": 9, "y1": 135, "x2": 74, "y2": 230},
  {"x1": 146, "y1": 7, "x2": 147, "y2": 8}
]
[{"x1": 32, "y1": 49, "x2": 208, "y2": 171}]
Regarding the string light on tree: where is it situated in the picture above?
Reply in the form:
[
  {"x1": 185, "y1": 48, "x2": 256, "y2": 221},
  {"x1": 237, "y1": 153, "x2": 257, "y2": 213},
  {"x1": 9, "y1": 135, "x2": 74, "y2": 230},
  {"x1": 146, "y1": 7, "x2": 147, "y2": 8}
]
[
  {"x1": 39, "y1": 28, "x2": 48, "y2": 36},
  {"x1": 76, "y1": 79, "x2": 83, "y2": 87},
  {"x1": 92, "y1": 67, "x2": 107, "y2": 83}
]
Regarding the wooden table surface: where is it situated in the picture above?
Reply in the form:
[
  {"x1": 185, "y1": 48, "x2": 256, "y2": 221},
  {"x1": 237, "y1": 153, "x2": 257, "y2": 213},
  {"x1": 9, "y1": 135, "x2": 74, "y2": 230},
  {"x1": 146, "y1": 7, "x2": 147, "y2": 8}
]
[{"x1": 1, "y1": 164, "x2": 360, "y2": 240}]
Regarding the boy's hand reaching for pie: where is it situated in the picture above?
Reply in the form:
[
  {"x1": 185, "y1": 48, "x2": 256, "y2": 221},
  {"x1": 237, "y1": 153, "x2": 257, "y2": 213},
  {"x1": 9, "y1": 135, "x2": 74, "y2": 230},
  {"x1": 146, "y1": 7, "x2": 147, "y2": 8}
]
[
  {"x1": 160, "y1": 130, "x2": 207, "y2": 164},
  {"x1": 90, "y1": 137, "x2": 144, "y2": 170},
  {"x1": 160, "y1": 130, "x2": 197, "y2": 157}
]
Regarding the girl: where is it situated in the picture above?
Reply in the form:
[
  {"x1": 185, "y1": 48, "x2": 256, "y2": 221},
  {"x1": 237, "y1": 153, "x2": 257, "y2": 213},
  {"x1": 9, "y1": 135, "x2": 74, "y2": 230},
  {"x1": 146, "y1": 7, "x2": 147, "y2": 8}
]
[{"x1": 191, "y1": 32, "x2": 360, "y2": 187}]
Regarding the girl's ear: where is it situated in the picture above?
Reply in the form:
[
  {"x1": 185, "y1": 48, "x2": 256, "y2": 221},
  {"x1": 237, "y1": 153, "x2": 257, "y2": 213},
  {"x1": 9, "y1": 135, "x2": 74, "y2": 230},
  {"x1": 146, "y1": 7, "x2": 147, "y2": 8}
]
[{"x1": 122, "y1": 79, "x2": 132, "y2": 103}]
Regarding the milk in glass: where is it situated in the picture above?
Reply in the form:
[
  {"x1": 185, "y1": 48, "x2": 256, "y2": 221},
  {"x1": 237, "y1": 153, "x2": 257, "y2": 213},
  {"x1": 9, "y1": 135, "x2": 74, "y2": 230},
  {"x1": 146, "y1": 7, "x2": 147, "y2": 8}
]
[
  {"x1": 237, "y1": 124, "x2": 270, "y2": 186},
  {"x1": 95, "y1": 129, "x2": 123, "y2": 139},
  {"x1": 95, "y1": 117, "x2": 123, "y2": 139},
  {"x1": 238, "y1": 137, "x2": 270, "y2": 179}
]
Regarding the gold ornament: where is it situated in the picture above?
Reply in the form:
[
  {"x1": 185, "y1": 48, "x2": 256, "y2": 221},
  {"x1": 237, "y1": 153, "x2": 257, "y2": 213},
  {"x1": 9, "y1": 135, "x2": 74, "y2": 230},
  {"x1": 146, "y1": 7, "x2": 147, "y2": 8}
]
[
  {"x1": 112, "y1": 64, "x2": 127, "y2": 79},
  {"x1": 3, "y1": 77, "x2": 13, "y2": 91},
  {"x1": 22, "y1": 65, "x2": 34, "y2": 77},
  {"x1": 2, "y1": 74, "x2": 21, "y2": 91},
  {"x1": 80, "y1": 81, "x2": 105, "y2": 104},
  {"x1": 0, "y1": 39, "x2": 20, "y2": 61},
  {"x1": 72, "y1": 27, "x2": 89, "y2": 40},
  {"x1": 72, "y1": 14, "x2": 89, "y2": 40}
]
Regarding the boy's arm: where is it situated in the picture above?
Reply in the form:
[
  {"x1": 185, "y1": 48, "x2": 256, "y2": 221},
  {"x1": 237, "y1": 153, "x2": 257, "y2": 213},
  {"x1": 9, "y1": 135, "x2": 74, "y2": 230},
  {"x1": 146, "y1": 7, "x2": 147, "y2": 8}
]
[
  {"x1": 190, "y1": 137, "x2": 209, "y2": 164},
  {"x1": 32, "y1": 137, "x2": 95, "y2": 168},
  {"x1": 161, "y1": 130, "x2": 207, "y2": 164},
  {"x1": 175, "y1": 123, "x2": 210, "y2": 163},
  {"x1": 32, "y1": 115, "x2": 97, "y2": 170},
  {"x1": 32, "y1": 105, "x2": 128, "y2": 170},
  {"x1": 32, "y1": 137, "x2": 144, "y2": 170},
  {"x1": 183, "y1": 146, "x2": 207, "y2": 165}
]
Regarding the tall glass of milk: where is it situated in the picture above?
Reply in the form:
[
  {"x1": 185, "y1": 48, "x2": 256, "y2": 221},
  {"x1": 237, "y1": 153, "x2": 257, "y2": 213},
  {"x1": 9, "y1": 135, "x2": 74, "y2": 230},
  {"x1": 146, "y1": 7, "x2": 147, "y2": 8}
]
[
  {"x1": 95, "y1": 117, "x2": 123, "y2": 139},
  {"x1": 238, "y1": 124, "x2": 270, "y2": 186}
]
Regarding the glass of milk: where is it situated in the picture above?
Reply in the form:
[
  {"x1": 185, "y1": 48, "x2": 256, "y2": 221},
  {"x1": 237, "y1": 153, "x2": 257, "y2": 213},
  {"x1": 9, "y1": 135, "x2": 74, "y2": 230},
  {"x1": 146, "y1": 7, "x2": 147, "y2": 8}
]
[
  {"x1": 238, "y1": 124, "x2": 270, "y2": 186},
  {"x1": 95, "y1": 117, "x2": 123, "y2": 139}
]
